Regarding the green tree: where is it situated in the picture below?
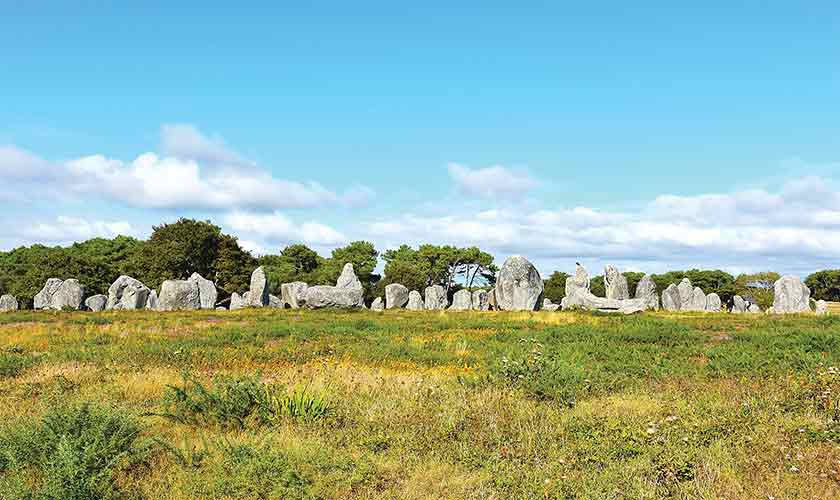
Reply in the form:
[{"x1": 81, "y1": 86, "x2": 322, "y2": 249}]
[
  {"x1": 543, "y1": 271, "x2": 569, "y2": 303},
  {"x1": 805, "y1": 270, "x2": 840, "y2": 302}
]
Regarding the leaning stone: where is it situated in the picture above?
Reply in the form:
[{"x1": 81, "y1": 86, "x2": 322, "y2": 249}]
[
  {"x1": 189, "y1": 273, "x2": 218, "y2": 309},
  {"x1": 604, "y1": 265, "x2": 630, "y2": 300},
  {"x1": 269, "y1": 295, "x2": 283, "y2": 308},
  {"x1": 384, "y1": 283, "x2": 409, "y2": 309},
  {"x1": 34, "y1": 278, "x2": 64, "y2": 310},
  {"x1": 230, "y1": 292, "x2": 245, "y2": 310},
  {"x1": 371, "y1": 297, "x2": 384, "y2": 311},
  {"x1": 107, "y1": 276, "x2": 151, "y2": 310},
  {"x1": 50, "y1": 279, "x2": 84, "y2": 310},
  {"x1": 496, "y1": 256, "x2": 544, "y2": 311},
  {"x1": 0, "y1": 294, "x2": 19, "y2": 312},
  {"x1": 705, "y1": 293, "x2": 722, "y2": 312},
  {"x1": 449, "y1": 290, "x2": 472, "y2": 311},
  {"x1": 84, "y1": 294, "x2": 107, "y2": 312},
  {"x1": 661, "y1": 284, "x2": 681, "y2": 311},
  {"x1": 158, "y1": 279, "x2": 201, "y2": 311},
  {"x1": 472, "y1": 290, "x2": 489, "y2": 311},
  {"x1": 816, "y1": 300, "x2": 829, "y2": 316},
  {"x1": 731, "y1": 295, "x2": 747, "y2": 313},
  {"x1": 248, "y1": 267, "x2": 269, "y2": 307},
  {"x1": 424, "y1": 285, "x2": 448, "y2": 310},
  {"x1": 677, "y1": 278, "x2": 693, "y2": 311},
  {"x1": 406, "y1": 290, "x2": 424, "y2": 310},
  {"x1": 772, "y1": 275, "x2": 812, "y2": 314},
  {"x1": 281, "y1": 282, "x2": 308, "y2": 309},
  {"x1": 634, "y1": 275, "x2": 659, "y2": 311}
]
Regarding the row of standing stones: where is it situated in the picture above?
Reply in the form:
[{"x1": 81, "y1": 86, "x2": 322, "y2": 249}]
[{"x1": 0, "y1": 256, "x2": 830, "y2": 316}]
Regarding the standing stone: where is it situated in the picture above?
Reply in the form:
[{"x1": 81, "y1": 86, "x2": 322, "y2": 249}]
[
  {"x1": 335, "y1": 263, "x2": 365, "y2": 307},
  {"x1": 84, "y1": 294, "x2": 107, "y2": 312},
  {"x1": 472, "y1": 290, "x2": 489, "y2": 311},
  {"x1": 248, "y1": 267, "x2": 269, "y2": 307},
  {"x1": 542, "y1": 298, "x2": 560, "y2": 312},
  {"x1": 449, "y1": 289, "x2": 472, "y2": 311},
  {"x1": 565, "y1": 263, "x2": 591, "y2": 298},
  {"x1": 0, "y1": 294, "x2": 19, "y2": 312},
  {"x1": 634, "y1": 274, "x2": 659, "y2": 311},
  {"x1": 107, "y1": 276, "x2": 151, "y2": 310},
  {"x1": 676, "y1": 279, "x2": 693, "y2": 311},
  {"x1": 50, "y1": 279, "x2": 84, "y2": 310},
  {"x1": 303, "y1": 263, "x2": 365, "y2": 309},
  {"x1": 816, "y1": 300, "x2": 829, "y2": 315},
  {"x1": 269, "y1": 295, "x2": 283, "y2": 308},
  {"x1": 34, "y1": 278, "x2": 64, "y2": 310},
  {"x1": 281, "y1": 282, "x2": 309, "y2": 309},
  {"x1": 371, "y1": 297, "x2": 384, "y2": 311},
  {"x1": 731, "y1": 295, "x2": 747, "y2": 313},
  {"x1": 145, "y1": 290, "x2": 158, "y2": 310},
  {"x1": 705, "y1": 293, "x2": 722, "y2": 312},
  {"x1": 661, "y1": 284, "x2": 681, "y2": 311},
  {"x1": 771, "y1": 275, "x2": 812, "y2": 314},
  {"x1": 424, "y1": 285, "x2": 448, "y2": 310},
  {"x1": 604, "y1": 265, "x2": 630, "y2": 300},
  {"x1": 685, "y1": 287, "x2": 707, "y2": 312},
  {"x1": 189, "y1": 273, "x2": 218, "y2": 309},
  {"x1": 384, "y1": 283, "x2": 409, "y2": 309},
  {"x1": 230, "y1": 292, "x2": 245, "y2": 311},
  {"x1": 495, "y1": 255, "x2": 544, "y2": 311},
  {"x1": 406, "y1": 290, "x2": 424, "y2": 310},
  {"x1": 158, "y1": 279, "x2": 201, "y2": 311},
  {"x1": 487, "y1": 288, "x2": 498, "y2": 310}
]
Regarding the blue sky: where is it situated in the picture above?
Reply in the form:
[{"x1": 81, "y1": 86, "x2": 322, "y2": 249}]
[{"x1": 2, "y1": 2, "x2": 840, "y2": 277}]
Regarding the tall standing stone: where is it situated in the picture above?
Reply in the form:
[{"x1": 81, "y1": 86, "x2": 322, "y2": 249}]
[
  {"x1": 189, "y1": 273, "x2": 218, "y2": 309},
  {"x1": 705, "y1": 293, "x2": 722, "y2": 312},
  {"x1": 731, "y1": 295, "x2": 747, "y2": 313},
  {"x1": 677, "y1": 279, "x2": 693, "y2": 311},
  {"x1": 472, "y1": 290, "x2": 489, "y2": 311},
  {"x1": 0, "y1": 294, "x2": 19, "y2": 312},
  {"x1": 281, "y1": 282, "x2": 309, "y2": 309},
  {"x1": 449, "y1": 289, "x2": 472, "y2": 311},
  {"x1": 634, "y1": 274, "x2": 659, "y2": 311},
  {"x1": 604, "y1": 265, "x2": 630, "y2": 300},
  {"x1": 34, "y1": 278, "x2": 64, "y2": 310},
  {"x1": 51, "y1": 279, "x2": 85, "y2": 310},
  {"x1": 406, "y1": 290, "x2": 424, "y2": 310},
  {"x1": 424, "y1": 285, "x2": 448, "y2": 310},
  {"x1": 487, "y1": 288, "x2": 498, "y2": 310},
  {"x1": 107, "y1": 276, "x2": 151, "y2": 310},
  {"x1": 565, "y1": 263, "x2": 591, "y2": 298},
  {"x1": 495, "y1": 255, "x2": 544, "y2": 311},
  {"x1": 685, "y1": 287, "x2": 707, "y2": 312},
  {"x1": 661, "y1": 284, "x2": 681, "y2": 311},
  {"x1": 248, "y1": 267, "x2": 269, "y2": 307},
  {"x1": 771, "y1": 275, "x2": 812, "y2": 314},
  {"x1": 158, "y1": 279, "x2": 201, "y2": 311},
  {"x1": 385, "y1": 283, "x2": 409, "y2": 309}
]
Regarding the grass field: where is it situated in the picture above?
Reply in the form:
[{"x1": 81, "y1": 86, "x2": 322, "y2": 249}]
[{"x1": 1, "y1": 309, "x2": 839, "y2": 499}]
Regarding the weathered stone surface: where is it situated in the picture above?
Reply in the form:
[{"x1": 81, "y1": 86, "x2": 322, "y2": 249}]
[
  {"x1": 748, "y1": 303, "x2": 761, "y2": 313},
  {"x1": 0, "y1": 294, "x2": 19, "y2": 312},
  {"x1": 731, "y1": 295, "x2": 747, "y2": 313},
  {"x1": 565, "y1": 263, "x2": 591, "y2": 298},
  {"x1": 248, "y1": 267, "x2": 269, "y2": 307},
  {"x1": 542, "y1": 298, "x2": 560, "y2": 312},
  {"x1": 189, "y1": 273, "x2": 217, "y2": 309},
  {"x1": 158, "y1": 279, "x2": 201, "y2": 311},
  {"x1": 303, "y1": 286, "x2": 364, "y2": 309},
  {"x1": 705, "y1": 293, "x2": 722, "y2": 312},
  {"x1": 269, "y1": 295, "x2": 283, "y2": 308},
  {"x1": 683, "y1": 287, "x2": 707, "y2": 312},
  {"x1": 634, "y1": 274, "x2": 659, "y2": 311},
  {"x1": 472, "y1": 290, "x2": 489, "y2": 311},
  {"x1": 371, "y1": 297, "x2": 384, "y2": 311},
  {"x1": 230, "y1": 292, "x2": 245, "y2": 310},
  {"x1": 336, "y1": 263, "x2": 363, "y2": 290},
  {"x1": 145, "y1": 290, "x2": 158, "y2": 310},
  {"x1": 661, "y1": 284, "x2": 681, "y2": 311},
  {"x1": 281, "y1": 282, "x2": 308, "y2": 309},
  {"x1": 772, "y1": 275, "x2": 812, "y2": 314},
  {"x1": 677, "y1": 279, "x2": 693, "y2": 311},
  {"x1": 107, "y1": 276, "x2": 151, "y2": 310},
  {"x1": 384, "y1": 283, "x2": 409, "y2": 309},
  {"x1": 604, "y1": 265, "x2": 630, "y2": 300},
  {"x1": 563, "y1": 290, "x2": 648, "y2": 314},
  {"x1": 424, "y1": 285, "x2": 448, "y2": 310},
  {"x1": 816, "y1": 300, "x2": 828, "y2": 315},
  {"x1": 50, "y1": 279, "x2": 84, "y2": 310},
  {"x1": 84, "y1": 294, "x2": 107, "y2": 312},
  {"x1": 496, "y1": 256, "x2": 544, "y2": 311},
  {"x1": 487, "y1": 288, "x2": 497, "y2": 310},
  {"x1": 449, "y1": 289, "x2": 472, "y2": 311},
  {"x1": 34, "y1": 278, "x2": 64, "y2": 310},
  {"x1": 406, "y1": 290, "x2": 424, "y2": 310}
]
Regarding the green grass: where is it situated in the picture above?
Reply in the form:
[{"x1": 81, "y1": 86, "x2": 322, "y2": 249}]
[{"x1": 0, "y1": 309, "x2": 839, "y2": 498}]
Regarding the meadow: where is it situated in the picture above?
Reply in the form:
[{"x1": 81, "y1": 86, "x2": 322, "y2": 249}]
[{"x1": 0, "y1": 309, "x2": 839, "y2": 499}]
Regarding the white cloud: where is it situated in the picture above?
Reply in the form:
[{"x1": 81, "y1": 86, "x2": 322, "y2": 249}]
[
  {"x1": 447, "y1": 163, "x2": 539, "y2": 199},
  {"x1": 0, "y1": 125, "x2": 375, "y2": 211},
  {"x1": 223, "y1": 211, "x2": 346, "y2": 250},
  {"x1": 12, "y1": 216, "x2": 135, "y2": 245}
]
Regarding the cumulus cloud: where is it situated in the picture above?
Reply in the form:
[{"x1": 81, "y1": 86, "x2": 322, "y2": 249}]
[
  {"x1": 0, "y1": 125, "x2": 374, "y2": 211},
  {"x1": 447, "y1": 163, "x2": 539, "y2": 199},
  {"x1": 0, "y1": 216, "x2": 135, "y2": 246},
  {"x1": 223, "y1": 211, "x2": 346, "y2": 250}
]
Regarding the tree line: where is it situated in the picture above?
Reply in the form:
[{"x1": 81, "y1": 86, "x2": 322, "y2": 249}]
[{"x1": 1, "y1": 218, "x2": 838, "y2": 309}]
